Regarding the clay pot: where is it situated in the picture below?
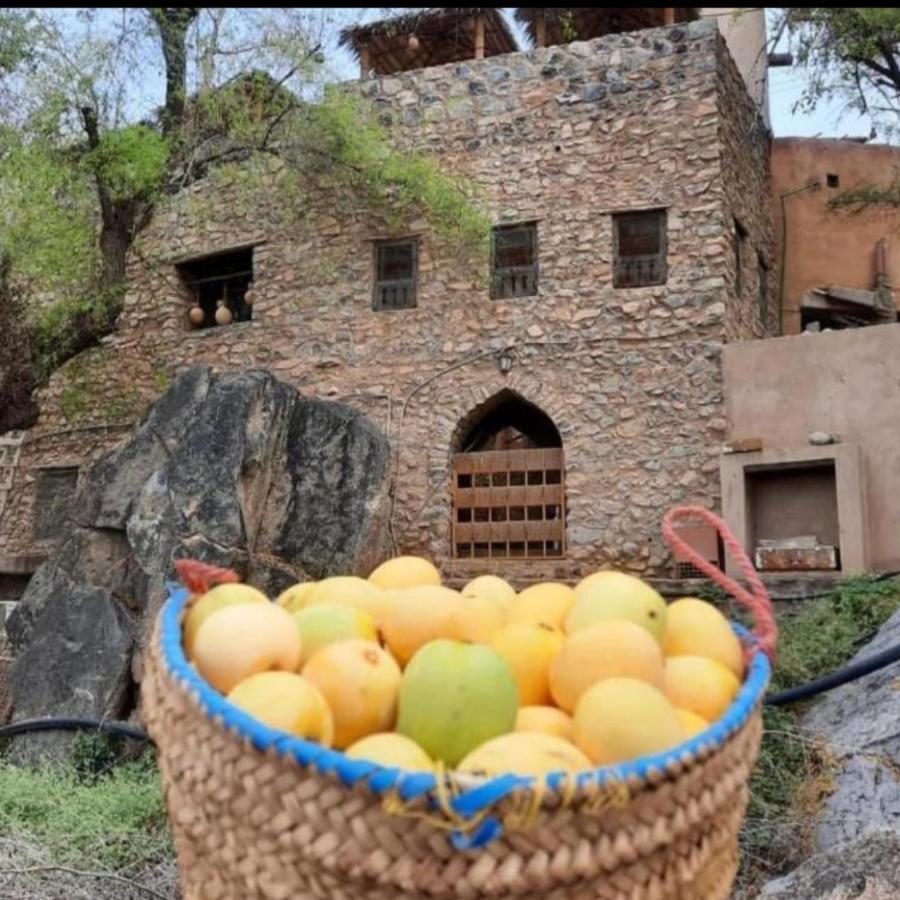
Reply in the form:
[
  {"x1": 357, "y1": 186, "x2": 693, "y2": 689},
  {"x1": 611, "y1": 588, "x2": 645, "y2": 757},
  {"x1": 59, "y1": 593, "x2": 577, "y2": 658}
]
[
  {"x1": 243, "y1": 290, "x2": 254, "y2": 307},
  {"x1": 188, "y1": 306, "x2": 205, "y2": 327},
  {"x1": 408, "y1": 34, "x2": 420, "y2": 52},
  {"x1": 215, "y1": 303, "x2": 233, "y2": 326}
]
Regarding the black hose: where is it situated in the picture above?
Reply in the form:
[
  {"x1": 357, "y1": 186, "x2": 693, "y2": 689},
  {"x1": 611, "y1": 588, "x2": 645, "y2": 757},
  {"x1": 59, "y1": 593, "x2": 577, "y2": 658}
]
[
  {"x1": 2, "y1": 640, "x2": 900, "y2": 744},
  {"x1": 765, "y1": 639, "x2": 900, "y2": 706},
  {"x1": 0, "y1": 717, "x2": 151, "y2": 743}
]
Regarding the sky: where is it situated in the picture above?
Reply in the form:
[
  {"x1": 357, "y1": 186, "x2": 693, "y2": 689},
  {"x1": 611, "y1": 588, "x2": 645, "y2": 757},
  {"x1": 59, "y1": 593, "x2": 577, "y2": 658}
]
[{"x1": 38, "y1": 7, "x2": 889, "y2": 144}]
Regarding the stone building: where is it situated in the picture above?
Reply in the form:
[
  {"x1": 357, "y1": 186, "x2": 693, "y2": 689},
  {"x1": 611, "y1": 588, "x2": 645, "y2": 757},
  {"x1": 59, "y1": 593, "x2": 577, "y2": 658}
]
[{"x1": 0, "y1": 8, "x2": 774, "y2": 601}]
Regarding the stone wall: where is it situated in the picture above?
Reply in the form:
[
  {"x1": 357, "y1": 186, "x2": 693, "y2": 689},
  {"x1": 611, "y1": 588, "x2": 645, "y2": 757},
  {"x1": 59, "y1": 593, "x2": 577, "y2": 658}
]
[{"x1": 0, "y1": 20, "x2": 772, "y2": 583}]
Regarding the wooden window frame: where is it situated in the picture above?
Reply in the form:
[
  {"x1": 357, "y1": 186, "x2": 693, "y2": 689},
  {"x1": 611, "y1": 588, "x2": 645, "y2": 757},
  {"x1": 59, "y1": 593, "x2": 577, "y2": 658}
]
[
  {"x1": 451, "y1": 448, "x2": 566, "y2": 559},
  {"x1": 612, "y1": 209, "x2": 668, "y2": 288},
  {"x1": 491, "y1": 222, "x2": 538, "y2": 299},
  {"x1": 373, "y1": 238, "x2": 418, "y2": 311},
  {"x1": 176, "y1": 245, "x2": 255, "y2": 329}
]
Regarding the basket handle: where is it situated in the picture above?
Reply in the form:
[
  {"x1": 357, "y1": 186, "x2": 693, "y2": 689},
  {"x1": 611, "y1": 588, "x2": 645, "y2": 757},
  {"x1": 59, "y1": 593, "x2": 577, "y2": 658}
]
[
  {"x1": 174, "y1": 558, "x2": 240, "y2": 596},
  {"x1": 661, "y1": 505, "x2": 777, "y2": 661}
]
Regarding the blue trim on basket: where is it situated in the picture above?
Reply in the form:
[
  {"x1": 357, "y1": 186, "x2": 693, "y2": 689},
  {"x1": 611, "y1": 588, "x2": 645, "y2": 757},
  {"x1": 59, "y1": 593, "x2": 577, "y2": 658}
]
[{"x1": 161, "y1": 585, "x2": 771, "y2": 849}]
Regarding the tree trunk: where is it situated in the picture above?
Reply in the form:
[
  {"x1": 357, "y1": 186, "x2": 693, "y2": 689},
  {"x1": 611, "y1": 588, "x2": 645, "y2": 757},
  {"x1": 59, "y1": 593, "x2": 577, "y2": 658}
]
[{"x1": 149, "y1": 7, "x2": 200, "y2": 138}]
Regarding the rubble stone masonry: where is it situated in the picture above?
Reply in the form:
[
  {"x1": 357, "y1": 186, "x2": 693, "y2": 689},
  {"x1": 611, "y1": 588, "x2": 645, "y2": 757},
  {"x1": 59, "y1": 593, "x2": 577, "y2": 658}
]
[{"x1": 0, "y1": 19, "x2": 773, "y2": 584}]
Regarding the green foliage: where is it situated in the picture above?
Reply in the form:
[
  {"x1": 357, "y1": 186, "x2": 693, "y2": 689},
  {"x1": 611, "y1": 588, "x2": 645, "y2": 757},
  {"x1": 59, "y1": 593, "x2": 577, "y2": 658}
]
[
  {"x1": 0, "y1": 138, "x2": 99, "y2": 291},
  {"x1": 0, "y1": 753, "x2": 171, "y2": 870},
  {"x1": 772, "y1": 575, "x2": 900, "y2": 692},
  {"x1": 152, "y1": 367, "x2": 172, "y2": 394},
  {"x1": 92, "y1": 125, "x2": 170, "y2": 202},
  {"x1": 779, "y1": 8, "x2": 900, "y2": 139},
  {"x1": 303, "y1": 90, "x2": 491, "y2": 253},
  {"x1": 828, "y1": 179, "x2": 900, "y2": 212},
  {"x1": 32, "y1": 288, "x2": 121, "y2": 383}
]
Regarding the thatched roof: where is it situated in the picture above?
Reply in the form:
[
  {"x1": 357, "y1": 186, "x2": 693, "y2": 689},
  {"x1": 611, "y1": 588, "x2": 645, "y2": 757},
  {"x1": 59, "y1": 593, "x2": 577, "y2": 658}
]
[
  {"x1": 340, "y1": 8, "x2": 518, "y2": 76},
  {"x1": 513, "y1": 8, "x2": 698, "y2": 48}
]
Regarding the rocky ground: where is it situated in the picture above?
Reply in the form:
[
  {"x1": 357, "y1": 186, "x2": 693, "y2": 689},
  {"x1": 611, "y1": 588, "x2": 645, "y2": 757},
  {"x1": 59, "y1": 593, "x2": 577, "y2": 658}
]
[{"x1": 756, "y1": 606, "x2": 900, "y2": 898}]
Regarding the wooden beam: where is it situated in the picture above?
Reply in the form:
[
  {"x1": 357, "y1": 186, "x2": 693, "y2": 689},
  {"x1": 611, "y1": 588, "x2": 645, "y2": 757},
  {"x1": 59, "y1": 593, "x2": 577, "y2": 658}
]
[
  {"x1": 474, "y1": 14, "x2": 485, "y2": 60},
  {"x1": 359, "y1": 44, "x2": 372, "y2": 78},
  {"x1": 663, "y1": 8, "x2": 676, "y2": 25},
  {"x1": 535, "y1": 12, "x2": 546, "y2": 48}
]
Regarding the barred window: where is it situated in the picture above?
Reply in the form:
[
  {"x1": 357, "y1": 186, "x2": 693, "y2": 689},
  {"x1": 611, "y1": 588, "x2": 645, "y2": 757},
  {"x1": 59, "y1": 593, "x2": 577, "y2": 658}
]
[
  {"x1": 758, "y1": 253, "x2": 769, "y2": 325},
  {"x1": 373, "y1": 239, "x2": 417, "y2": 310},
  {"x1": 613, "y1": 210, "x2": 667, "y2": 288},
  {"x1": 491, "y1": 223, "x2": 538, "y2": 299}
]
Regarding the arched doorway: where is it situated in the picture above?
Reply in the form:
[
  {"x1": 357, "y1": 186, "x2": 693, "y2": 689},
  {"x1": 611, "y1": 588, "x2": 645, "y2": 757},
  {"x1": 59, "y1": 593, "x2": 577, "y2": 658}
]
[{"x1": 451, "y1": 391, "x2": 565, "y2": 560}]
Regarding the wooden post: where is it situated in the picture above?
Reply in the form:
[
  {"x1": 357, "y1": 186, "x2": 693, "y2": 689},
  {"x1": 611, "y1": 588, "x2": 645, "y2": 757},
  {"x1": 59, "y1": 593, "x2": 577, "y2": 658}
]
[
  {"x1": 359, "y1": 44, "x2": 372, "y2": 78},
  {"x1": 474, "y1": 14, "x2": 485, "y2": 60},
  {"x1": 663, "y1": 8, "x2": 676, "y2": 25},
  {"x1": 535, "y1": 12, "x2": 546, "y2": 48}
]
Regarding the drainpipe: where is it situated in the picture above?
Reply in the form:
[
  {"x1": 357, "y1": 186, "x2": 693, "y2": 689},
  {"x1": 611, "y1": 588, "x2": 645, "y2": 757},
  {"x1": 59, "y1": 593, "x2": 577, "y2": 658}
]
[{"x1": 778, "y1": 180, "x2": 821, "y2": 334}]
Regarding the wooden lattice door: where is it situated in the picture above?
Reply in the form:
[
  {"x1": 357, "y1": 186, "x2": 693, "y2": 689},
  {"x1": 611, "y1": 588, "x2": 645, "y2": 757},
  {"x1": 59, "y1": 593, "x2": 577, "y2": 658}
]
[{"x1": 451, "y1": 448, "x2": 565, "y2": 559}]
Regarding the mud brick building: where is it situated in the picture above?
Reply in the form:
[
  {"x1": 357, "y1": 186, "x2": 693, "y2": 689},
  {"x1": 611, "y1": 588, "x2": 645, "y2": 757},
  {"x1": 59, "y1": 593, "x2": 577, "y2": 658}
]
[{"x1": 0, "y1": 9, "x2": 774, "y2": 598}]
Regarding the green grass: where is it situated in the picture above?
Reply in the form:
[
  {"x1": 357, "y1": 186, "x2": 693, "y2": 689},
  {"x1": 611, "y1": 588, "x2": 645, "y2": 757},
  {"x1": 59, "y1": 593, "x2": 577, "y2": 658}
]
[
  {"x1": 0, "y1": 746, "x2": 171, "y2": 871},
  {"x1": 735, "y1": 575, "x2": 900, "y2": 894}
]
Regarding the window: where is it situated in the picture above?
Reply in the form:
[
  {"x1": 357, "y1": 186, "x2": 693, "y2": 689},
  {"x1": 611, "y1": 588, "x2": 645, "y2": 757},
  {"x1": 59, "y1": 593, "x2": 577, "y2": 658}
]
[
  {"x1": 613, "y1": 210, "x2": 667, "y2": 288},
  {"x1": 827, "y1": 173, "x2": 840, "y2": 188},
  {"x1": 757, "y1": 253, "x2": 769, "y2": 325},
  {"x1": 177, "y1": 246, "x2": 254, "y2": 329},
  {"x1": 734, "y1": 219, "x2": 748, "y2": 296},
  {"x1": 491, "y1": 223, "x2": 538, "y2": 299},
  {"x1": 373, "y1": 239, "x2": 417, "y2": 310},
  {"x1": 33, "y1": 466, "x2": 79, "y2": 541}
]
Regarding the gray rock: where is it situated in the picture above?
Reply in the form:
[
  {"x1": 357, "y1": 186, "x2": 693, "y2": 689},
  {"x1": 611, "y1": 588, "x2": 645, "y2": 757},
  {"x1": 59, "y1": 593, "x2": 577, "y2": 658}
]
[
  {"x1": 7, "y1": 366, "x2": 392, "y2": 762},
  {"x1": 801, "y1": 607, "x2": 900, "y2": 761},
  {"x1": 759, "y1": 830, "x2": 900, "y2": 899},
  {"x1": 8, "y1": 580, "x2": 136, "y2": 764},
  {"x1": 796, "y1": 606, "x2": 900, "y2": 853},
  {"x1": 814, "y1": 756, "x2": 900, "y2": 851}
]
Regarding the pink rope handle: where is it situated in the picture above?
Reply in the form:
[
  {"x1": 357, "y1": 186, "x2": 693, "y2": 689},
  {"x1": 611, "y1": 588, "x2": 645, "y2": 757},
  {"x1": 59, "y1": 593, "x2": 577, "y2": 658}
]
[
  {"x1": 661, "y1": 506, "x2": 778, "y2": 662},
  {"x1": 175, "y1": 559, "x2": 240, "y2": 597}
]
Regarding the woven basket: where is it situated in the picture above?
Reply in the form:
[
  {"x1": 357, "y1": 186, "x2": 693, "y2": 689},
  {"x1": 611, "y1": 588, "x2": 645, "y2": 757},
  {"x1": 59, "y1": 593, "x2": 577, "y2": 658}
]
[{"x1": 142, "y1": 508, "x2": 774, "y2": 900}]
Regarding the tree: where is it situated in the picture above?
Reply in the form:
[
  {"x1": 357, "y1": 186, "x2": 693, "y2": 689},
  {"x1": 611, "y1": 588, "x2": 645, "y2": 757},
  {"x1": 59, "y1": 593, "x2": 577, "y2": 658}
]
[
  {"x1": 0, "y1": 8, "x2": 489, "y2": 430},
  {"x1": 775, "y1": 8, "x2": 900, "y2": 138}
]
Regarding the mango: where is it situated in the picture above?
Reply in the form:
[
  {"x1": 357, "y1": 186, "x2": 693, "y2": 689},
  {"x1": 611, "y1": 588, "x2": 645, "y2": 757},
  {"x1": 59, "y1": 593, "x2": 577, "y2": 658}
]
[
  {"x1": 183, "y1": 583, "x2": 270, "y2": 659},
  {"x1": 573, "y1": 677, "x2": 686, "y2": 765},
  {"x1": 567, "y1": 572, "x2": 667, "y2": 642},
  {"x1": 368, "y1": 556, "x2": 441, "y2": 589},
  {"x1": 459, "y1": 732, "x2": 591, "y2": 777},
  {"x1": 275, "y1": 581, "x2": 317, "y2": 613},
  {"x1": 515, "y1": 706, "x2": 574, "y2": 742},
  {"x1": 663, "y1": 598, "x2": 745, "y2": 678},
  {"x1": 302, "y1": 640, "x2": 402, "y2": 750},
  {"x1": 461, "y1": 575, "x2": 517, "y2": 615},
  {"x1": 192, "y1": 602, "x2": 301, "y2": 694},
  {"x1": 293, "y1": 603, "x2": 378, "y2": 666},
  {"x1": 380, "y1": 585, "x2": 459, "y2": 666},
  {"x1": 227, "y1": 671, "x2": 333, "y2": 745},
  {"x1": 446, "y1": 593, "x2": 505, "y2": 644},
  {"x1": 677, "y1": 708, "x2": 709, "y2": 738},
  {"x1": 507, "y1": 582, "x2": 576, "y2": 630},
  {"x1": 664, "y1": 655, "x2": 741, "y2": 722},
  {"x1": 304, "y1": 576, "x2": 384, "y2": 621},
  {"x1": 345, "y1": 733, "x2": 434, "y2": 772},
  {"x1": 397, "y1": 640, "x2": 518, "y2": 767},
  {"x1": 491, "y1": 622, "x2": 564, "y2": 706},
  {"x1": 549, "y1": 620, "x2": 665, "y2": 713}
]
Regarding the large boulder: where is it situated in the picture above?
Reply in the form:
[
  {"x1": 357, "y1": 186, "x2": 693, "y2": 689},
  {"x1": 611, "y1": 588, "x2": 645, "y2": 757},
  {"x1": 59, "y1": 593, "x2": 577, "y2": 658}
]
[
  {"x1": 759, "y1": 830, "x2": 900, "y2": 899},
  {"x1": 7, "y1": 366, "x2": 392, "y2": 762},
  {"x1": 798, "y1": 606, "x2": 900, "y2": 851}
]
